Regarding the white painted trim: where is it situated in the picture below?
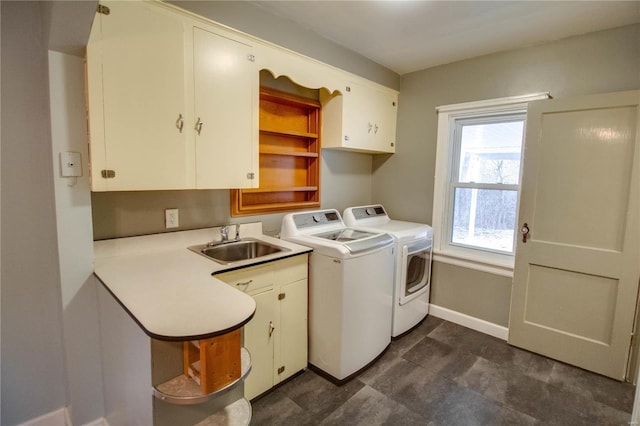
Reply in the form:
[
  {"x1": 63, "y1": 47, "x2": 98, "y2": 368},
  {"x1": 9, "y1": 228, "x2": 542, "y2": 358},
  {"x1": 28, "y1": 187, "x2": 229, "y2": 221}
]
[
  {"x1": 18, "y1": 407, "x2": 68, "y2": 426},
  {"x1": 433, "y1": 252, "x2": 514, "y2": 278},
  {"x1": 436, "y1": 92, "x2": 550, "y2": 113},
  {"x1": 429, "y1": 304, "x2": 509, "y2": 341},
  {"x1": 432, "y1": 93, "x2": 551, "y2": 275},
  {"x1": 16, "y1": 408, "x2": 108, "y2": 426},
  {"x1": 81, "y1": 418, "x2": 109, "y2": 426},
  {"x1": 631, "y1": 360, "x2": 640, "y2": 426}
]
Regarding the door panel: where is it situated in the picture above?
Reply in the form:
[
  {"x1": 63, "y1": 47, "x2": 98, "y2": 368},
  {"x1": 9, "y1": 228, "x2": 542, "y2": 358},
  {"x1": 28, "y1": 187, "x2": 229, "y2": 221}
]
[
  {"x1": 533, "y1": 107, "x2": 636, "y2": 250},
  {"x1": 524, "y1": 265, "x2": 618, "y2": 345},
  {"x1": 509, "y1": 90, "x2": 640, "y2": 380}
]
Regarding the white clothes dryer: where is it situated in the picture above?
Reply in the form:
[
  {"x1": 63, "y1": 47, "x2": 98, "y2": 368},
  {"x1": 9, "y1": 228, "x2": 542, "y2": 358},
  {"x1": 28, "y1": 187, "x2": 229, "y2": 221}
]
[
  {"x1": 280, "y1": 209, "x2": 395, "y2": 382},
  {"x1": 343, "y1": 205, "x2": 433, "y2": 337}
]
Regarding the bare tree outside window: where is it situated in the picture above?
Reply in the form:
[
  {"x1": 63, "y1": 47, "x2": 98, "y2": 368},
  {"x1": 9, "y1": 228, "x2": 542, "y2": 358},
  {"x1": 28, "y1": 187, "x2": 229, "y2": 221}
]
[{"x1": 451, "y1": 119, "x2": 524, "y2": 253}]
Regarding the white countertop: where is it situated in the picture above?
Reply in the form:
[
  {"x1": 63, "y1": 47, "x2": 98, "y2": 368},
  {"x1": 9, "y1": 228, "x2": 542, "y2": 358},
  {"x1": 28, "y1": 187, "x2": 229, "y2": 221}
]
[{"x1": 94, "y1": 223, "x2": 312, "y2": 341}]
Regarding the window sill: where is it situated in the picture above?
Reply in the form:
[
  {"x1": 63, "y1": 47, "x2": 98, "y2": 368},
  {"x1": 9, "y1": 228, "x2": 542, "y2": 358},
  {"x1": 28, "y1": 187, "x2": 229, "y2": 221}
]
[{"x1": 433, "y1": 250, "x2": 514, "y2": 278}]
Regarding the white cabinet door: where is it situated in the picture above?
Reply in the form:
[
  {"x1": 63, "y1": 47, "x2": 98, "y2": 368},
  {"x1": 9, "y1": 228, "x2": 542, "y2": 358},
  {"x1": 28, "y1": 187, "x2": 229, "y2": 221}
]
[
  {"x1": 243, "y1": 289, "x2": 276, "y2": 400},
  {"x1": 275, "y1": 278, "x2": 308, "y2": 384},
  {"x1": 370, "y1": 87, "x2": 398, "y2": 153},
  {"x1": 192, "y1": 27, "x2": 258, "y2": 189},
  {"x1": 87, "y1": 1, "x2": 189, "y2": 191},
  {"x1": 321, "y1": 81, "x2": 398, "y2": 154}
]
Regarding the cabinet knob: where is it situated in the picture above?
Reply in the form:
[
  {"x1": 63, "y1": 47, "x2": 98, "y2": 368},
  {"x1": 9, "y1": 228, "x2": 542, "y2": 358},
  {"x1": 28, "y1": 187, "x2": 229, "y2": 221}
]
[{"x1": 268, "y1": 321, "x2": 275, "y2": 337}]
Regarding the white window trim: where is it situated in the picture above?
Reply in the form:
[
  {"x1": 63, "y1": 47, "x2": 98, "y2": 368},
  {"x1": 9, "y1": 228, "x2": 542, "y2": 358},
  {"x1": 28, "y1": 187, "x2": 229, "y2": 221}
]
[{"x1": 433, "y1": 93, "x2": 550, "y2": 277}]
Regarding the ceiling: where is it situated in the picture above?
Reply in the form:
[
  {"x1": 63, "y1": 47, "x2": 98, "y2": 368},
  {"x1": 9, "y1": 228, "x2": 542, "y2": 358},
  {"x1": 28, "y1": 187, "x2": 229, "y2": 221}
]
[{"x1": 250, "y1": 1, "x2": 640, "y2": 75}]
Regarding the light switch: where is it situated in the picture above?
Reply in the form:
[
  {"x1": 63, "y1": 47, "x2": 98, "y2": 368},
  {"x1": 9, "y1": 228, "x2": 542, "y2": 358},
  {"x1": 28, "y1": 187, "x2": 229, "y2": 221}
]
[{"x1": 60, "y1": 151, "x2": 82, "y2": 177}]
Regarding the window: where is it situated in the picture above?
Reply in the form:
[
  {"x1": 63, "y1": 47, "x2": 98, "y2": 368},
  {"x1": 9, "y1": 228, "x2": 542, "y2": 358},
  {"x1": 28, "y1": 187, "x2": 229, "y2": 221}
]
[{"x1": 432, "y1": 93, "x2": 549, "y2": 275}]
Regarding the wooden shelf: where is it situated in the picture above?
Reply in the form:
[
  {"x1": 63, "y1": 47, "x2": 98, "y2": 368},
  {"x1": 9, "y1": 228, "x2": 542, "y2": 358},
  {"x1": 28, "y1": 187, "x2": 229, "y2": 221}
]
[
  {"x1": 242, "y1": 186, "x2": 318, "y2": 193},
  {"x1": 152, "y1": 348, "x2": 251, "y2": 405},
  {"x1": 234, "y1": 200, "x2": 321, "y2": 213},
  {"x1": 231, "y1": 87, "x2": 321, "y2": 216},
  {"x1": 259, "y1": 149, "x2": 318, "y2": 158},
  {"x1": 259, "y1": 128, "x2": 318, "y2": 139}
]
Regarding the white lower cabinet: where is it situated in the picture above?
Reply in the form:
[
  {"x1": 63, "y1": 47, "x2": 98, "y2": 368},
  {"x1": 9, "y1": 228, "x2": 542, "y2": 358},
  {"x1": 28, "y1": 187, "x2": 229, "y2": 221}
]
[{"x1": 216, "y1": 254, "x2": 308, "y2": 400}]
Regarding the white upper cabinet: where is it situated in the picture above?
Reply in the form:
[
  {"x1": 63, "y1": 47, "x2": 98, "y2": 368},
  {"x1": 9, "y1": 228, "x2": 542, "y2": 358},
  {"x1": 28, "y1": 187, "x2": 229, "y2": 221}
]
[
  {"x1": 87, "y1": 1, "x2": 189, "y2": 191},
  {"x1": 321, "y1": 81, "x2": 398, "y2": 154},
  {"x1": 86, "y1": 0, "x2": 399, "y2": 192},
  {"x1": 86, "y1": 1, "x2": 258, "y2": 191},
  {"x1": 191, "y1": 26, "x2": 258, "y2": 189}
]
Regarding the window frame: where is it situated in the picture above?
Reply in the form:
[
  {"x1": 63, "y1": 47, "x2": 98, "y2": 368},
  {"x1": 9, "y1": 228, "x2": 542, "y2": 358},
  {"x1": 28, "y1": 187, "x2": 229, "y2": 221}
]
[{"x1": 432, "y1": 93, "x2": 549, "y2": 277}]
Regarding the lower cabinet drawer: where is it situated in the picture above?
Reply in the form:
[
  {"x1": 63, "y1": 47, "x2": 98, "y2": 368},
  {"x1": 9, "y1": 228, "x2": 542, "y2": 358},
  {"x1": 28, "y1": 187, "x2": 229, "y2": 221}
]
[{"x1": 216, "y1": 263, "x2": 274, "y2": 295}]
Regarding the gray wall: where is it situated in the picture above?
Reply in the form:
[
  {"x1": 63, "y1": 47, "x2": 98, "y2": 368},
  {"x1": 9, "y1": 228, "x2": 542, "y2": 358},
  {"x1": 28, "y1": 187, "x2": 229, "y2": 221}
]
[
  {"x1": 1, "y1": 2, "x2": 68, "y2": 424},
  {"x1": 169, "y1": 1, "x2": 399, "y2": 90},
  {"x1": 49, "y1": 51, "x2": 105, "y2": 426},
  {"x1": 372, "y1": 24, "x2": 640, "y2": 327}
]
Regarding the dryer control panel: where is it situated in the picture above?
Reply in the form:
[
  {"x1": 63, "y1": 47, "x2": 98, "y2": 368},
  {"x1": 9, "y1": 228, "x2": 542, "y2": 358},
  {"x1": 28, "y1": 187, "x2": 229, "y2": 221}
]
[{"x1": 350, "y1": 205, "x2": 387, "y2": 220}]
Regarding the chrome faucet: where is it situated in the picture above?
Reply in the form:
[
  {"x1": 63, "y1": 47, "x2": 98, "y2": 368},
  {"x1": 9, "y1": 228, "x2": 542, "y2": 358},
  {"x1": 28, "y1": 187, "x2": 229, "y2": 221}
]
[
  {"x1": 220, "y1": 225, "x2": 229, "y2": 242},
  {"x1": 219, "y1": 223, "x2": 240, "y2": 243}
]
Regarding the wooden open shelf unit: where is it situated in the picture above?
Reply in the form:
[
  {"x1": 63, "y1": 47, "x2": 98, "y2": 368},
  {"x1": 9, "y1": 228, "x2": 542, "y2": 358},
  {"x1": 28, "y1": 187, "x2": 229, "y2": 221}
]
[{"x1": 231, "y1": 87, "x2": 321, "y2": 216}]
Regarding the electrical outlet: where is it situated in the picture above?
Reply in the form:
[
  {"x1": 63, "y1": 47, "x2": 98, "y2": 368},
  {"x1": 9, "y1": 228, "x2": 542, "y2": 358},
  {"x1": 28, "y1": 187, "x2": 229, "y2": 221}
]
[{"x1": 165, "y1": 209, "x2": 179, "y2": 229}]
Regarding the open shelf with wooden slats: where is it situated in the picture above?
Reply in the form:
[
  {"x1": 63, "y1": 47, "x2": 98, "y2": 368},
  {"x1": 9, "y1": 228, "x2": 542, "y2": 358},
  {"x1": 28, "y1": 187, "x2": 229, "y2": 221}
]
[{"x1": 232, "y1": 87, "x2": 321, "y2": 216}]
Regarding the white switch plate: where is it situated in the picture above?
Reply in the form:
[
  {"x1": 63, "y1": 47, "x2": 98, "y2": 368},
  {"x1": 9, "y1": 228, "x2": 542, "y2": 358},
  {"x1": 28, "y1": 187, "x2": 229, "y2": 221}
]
[
  {"x1": 165, "y1": 209, "x2": 179, "y2": 229},
  {"x1": 60, "y1": 151, "x2": 82, "y2": 177}
]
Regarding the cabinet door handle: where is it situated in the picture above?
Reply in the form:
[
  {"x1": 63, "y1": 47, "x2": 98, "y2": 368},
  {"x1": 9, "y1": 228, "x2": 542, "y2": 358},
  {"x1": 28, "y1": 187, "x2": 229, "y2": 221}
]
[
  {"x1": 367, "y1": 122, "x2": 373, "y2": 133},
  {"x1": 235, "y1": 279, "x2": 252, "y2": 287},
  {"x1": 374, "y1": 124, "x2": 379, "y2": 134},
  {"x1": 268, "y1": 321, "x2": 275, "y2": 337},
  {"x1": 195, "y1": 117, "x2": 204, "y2": 135},
  {"x1": 175, "y1": 114, "x2": 184, "y2": 133}
]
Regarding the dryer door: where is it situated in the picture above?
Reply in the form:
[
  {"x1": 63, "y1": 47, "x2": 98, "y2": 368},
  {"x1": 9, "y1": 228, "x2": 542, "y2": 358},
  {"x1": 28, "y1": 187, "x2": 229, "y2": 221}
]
[{"x1": 399, "y1": 240, "x2": 432, "y2": 305}]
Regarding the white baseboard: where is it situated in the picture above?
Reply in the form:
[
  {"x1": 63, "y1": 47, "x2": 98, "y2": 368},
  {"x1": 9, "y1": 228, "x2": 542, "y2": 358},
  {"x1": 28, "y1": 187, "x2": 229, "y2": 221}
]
[
  {"x1": 429, "y1": 303, "x2": 509, "y2": 341},
  {"x1": 81, "y1": 418, "x2": 109, "y2": 426},
  {"x1": 18, "y1": 407, "x2": 68, "y2": 426},
  {"x1": 18, "y1": 407, "x2": 108, "y2": 426}
]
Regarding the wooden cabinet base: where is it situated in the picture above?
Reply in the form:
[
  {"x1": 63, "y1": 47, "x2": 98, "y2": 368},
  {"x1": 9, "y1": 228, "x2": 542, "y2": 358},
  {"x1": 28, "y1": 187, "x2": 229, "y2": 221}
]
[{"x1": 184, "y1": 330, "x2": 242, "y2": 394}]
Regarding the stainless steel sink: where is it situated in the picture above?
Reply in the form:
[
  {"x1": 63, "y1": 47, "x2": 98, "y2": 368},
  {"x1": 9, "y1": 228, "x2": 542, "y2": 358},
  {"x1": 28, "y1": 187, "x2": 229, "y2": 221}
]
[{"x1": 189, "y1": 237, "x2": 289, "y2": 264}]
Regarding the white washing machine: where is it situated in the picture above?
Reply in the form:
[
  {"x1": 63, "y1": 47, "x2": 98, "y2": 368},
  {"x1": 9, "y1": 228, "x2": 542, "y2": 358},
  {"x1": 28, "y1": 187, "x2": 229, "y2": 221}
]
[
  {"x1": 280, "y1": 209, "x2": 395, "y2": 382},
  {"x1": 343, "y1": 205, "x2": 433, "y2": 337}
]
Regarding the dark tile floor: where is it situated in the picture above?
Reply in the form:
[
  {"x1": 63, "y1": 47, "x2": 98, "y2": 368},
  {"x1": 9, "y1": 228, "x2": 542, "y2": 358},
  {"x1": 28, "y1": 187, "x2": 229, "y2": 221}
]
[{"x1": 251, "y1": 316, "x2": 636, "y2": 425}]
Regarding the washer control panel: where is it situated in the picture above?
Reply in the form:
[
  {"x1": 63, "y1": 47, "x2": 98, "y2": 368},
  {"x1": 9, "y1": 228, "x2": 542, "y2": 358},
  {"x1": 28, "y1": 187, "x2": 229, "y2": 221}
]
[{"x1": 292, "y1": 209, "x2": 342, "y2": 229}]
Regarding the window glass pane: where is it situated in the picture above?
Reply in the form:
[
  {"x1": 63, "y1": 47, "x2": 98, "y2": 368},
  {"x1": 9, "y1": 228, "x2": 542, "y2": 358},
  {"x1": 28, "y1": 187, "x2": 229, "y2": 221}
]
[
  {"x1": 452, "y1": 188, "x2": 517, "y2": 253},
  {"x1": 458, "y1": 120, "x2": 524, "y2": 184}
]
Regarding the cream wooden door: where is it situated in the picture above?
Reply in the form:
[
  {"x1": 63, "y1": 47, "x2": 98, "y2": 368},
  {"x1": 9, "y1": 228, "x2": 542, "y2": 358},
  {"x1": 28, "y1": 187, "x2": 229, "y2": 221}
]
[
  {"x1": 192, "y1": 26, "x2": 258, "y2": 189},
  {"x1": 275, "y1": 278, "x2": 308, "y2": 384},
  {"x1": 508, "y1": 90, "x2": 640, "y2": 380},
  {"x1": 87, "y1": 0, "x2": 188, "y2": 191},
  {"x1": 243, "y1": 289, "x2": 276, "y2": 400}
]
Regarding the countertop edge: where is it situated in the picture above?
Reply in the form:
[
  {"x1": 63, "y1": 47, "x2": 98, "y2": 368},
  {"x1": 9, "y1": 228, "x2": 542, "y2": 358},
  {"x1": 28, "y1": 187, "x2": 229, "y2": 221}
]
[{"x1": 94, "y1": 224, "x2": 312, "y2": 341}]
